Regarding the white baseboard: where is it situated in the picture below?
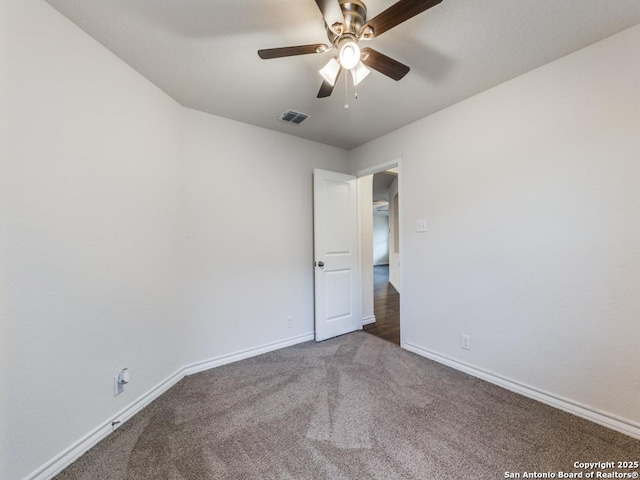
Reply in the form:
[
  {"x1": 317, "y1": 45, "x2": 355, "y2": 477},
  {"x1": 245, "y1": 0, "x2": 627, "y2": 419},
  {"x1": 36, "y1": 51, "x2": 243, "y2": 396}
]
[
  {"x1": 362, "y1": 315, "x2": 376, "y2": 326},
  {"x1": 28, "y1": 368, "x2": 185, "y2": 480},
  {"x1": 403, "y1": 341, "x2": 640, "y2": 440},
  {"x1": 28, "y1": 422, "x2": 113, "y2": 480},
  {"x1": 184, "y1": 332, "x2": 315, "y2": 375},
  {"x1": 26, "y1": 332, "x2": 315, "y2": 480}
]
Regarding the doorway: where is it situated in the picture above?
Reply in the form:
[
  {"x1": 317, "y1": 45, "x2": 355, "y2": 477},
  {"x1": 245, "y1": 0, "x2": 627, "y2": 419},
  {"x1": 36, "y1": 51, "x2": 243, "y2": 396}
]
[
  {"x1": 364, "y1": 264, "x2": 400, "y2": 344},
  {"x1": 358, "y1": 164, "x2": 401, "y2": 345}
]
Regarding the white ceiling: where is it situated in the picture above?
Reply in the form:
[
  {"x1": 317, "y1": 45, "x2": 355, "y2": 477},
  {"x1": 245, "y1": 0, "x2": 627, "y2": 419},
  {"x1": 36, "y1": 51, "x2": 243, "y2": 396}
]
[
  {"x1": 373, "y1": 171, "x2": 396, "y2": 203},
  {"x1": 372, "y1": 171, "x2": 396, "y2": 216},
  {"x1": 44, "y1": 0, "x2": 640, "y2": 149}
]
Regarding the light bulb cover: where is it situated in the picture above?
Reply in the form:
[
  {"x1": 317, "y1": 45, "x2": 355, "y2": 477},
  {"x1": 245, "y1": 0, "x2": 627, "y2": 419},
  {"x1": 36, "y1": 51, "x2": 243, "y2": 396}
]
[
  {"x1": 319, "y1": 58, "x2": 341, "y2": 87},
  {"x1": 338, "y1": 40, "x2": 361, "y2": 70},
  {"x1": 350, "y1": 61, "x2": 370, "y2": 86}
]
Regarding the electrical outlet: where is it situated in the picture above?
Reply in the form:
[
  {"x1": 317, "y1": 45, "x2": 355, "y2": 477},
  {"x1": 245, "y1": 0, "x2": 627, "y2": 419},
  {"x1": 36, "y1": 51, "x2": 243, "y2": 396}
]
[
  {"x1": 286, "y1": 315, "x2": 293, "y2": 328},
  {"x1": 461, "y1": 334, "x2": 471, "y2": 351},
  {"x1": 416, "y1": 219, "x2": 427, "y2": 232},
  {"x1": 114, "y1": 374, "x2": 125, "y2": 396},
  {"x1": 114, "y1": 368, "x2": 130, "y2": 396}
]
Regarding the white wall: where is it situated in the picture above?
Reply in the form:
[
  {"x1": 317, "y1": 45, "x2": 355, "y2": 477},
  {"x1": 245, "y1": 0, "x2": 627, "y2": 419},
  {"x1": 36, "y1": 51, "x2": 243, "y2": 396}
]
[
  {"x1": 350, "y1": 24, "x2": 640, "y2": 428},
  {"x1": 181, "y1": 108, "x2": 349, "y2": 364},
  {"x1": 1, "y1": 1, "x2": 349, "y2": 479},
  {"x1": 387, "y1": 178, "x2": 400, "y2": 292},
  {"x1": 0, "y1": 1, "x2": 10, "y2": 473},
  {"x1": 358, "y1": 175, "x2": 374, "y2": 324},
  {"x1": 2, "y1": 1, "x2": 187, "y2": 479},
  {"x1": 373, "y1": 215, "x2": 389, "y2": 266},
  {"x1": 6, "y1": 0, "x2": 638, "y2": 477}
]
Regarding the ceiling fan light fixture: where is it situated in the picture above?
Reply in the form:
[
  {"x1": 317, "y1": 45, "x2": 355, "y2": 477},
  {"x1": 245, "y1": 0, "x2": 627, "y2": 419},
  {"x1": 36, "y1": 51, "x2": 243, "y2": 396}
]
[
  {"x1": 338, "y1": 39, "x2": 361, "y2": 70},
  {"x1": 319, "y1": 57, "x2": 341, "y2": 86},
  {"x1": 350, "y1": 61, "x2": 370, "y2": 86},
  {"x1": 257, "y1": 0, "x2": 443, "y2": 101}
]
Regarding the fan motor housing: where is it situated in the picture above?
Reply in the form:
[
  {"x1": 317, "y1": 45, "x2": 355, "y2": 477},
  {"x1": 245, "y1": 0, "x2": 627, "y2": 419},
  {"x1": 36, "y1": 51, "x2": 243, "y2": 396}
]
[{"x1": 327, "y1": 0, "x2": 367, "y2": 43}]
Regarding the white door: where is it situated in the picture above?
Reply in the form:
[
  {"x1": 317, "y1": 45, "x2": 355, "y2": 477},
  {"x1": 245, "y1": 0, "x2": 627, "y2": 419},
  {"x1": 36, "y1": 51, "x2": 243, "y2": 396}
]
[{"x1": 313, "y1": 169, "x2": 360, "y2": 341}]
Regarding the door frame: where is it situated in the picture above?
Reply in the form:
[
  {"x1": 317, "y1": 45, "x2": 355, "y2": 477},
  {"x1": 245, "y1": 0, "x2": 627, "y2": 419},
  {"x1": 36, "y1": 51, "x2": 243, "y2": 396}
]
[{"x1": 354, "y1": 157, "x2": 405, "y2": 347}]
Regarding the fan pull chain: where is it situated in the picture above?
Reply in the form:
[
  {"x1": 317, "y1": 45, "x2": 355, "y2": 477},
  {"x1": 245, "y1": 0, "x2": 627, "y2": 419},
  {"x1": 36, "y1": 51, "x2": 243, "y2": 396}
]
[
  {"x1": 354, "y1": 66, "x2": 359, "y2": 100},
  {"x1": 344, "y1": 70, "x2": 349, "y2": 110}
]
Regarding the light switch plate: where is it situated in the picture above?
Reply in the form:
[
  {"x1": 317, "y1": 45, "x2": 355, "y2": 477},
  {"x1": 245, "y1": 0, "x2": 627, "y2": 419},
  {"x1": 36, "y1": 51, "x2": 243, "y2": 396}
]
[{"x1": 416, "y1": 219, "x2": 427, "y2": 232}]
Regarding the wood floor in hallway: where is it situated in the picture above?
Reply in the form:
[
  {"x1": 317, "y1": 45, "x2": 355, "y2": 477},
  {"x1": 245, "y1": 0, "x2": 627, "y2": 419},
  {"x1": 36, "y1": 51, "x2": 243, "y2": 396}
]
[{"x1": 363, "y1": 265, "x2": 400, "y2": 345}]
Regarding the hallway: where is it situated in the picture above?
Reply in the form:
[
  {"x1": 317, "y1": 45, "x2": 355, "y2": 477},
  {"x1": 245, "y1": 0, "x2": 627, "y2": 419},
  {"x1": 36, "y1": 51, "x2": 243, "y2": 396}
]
[{"x1": 363, "y1": 265, "x2": 400, "y2": 345}]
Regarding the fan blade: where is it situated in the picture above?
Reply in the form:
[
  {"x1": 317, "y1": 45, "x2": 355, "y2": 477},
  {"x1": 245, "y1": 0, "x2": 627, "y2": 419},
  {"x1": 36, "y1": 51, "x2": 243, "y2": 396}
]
[
  {"x1": 258, "y1": 44, "x2": 328, "y2": 60},
  {"x1": 314, "y1": 0, "x2": 344, "y2": 28},
  {"x1": 318, "y1": 68, "x2": 342, "y2": 98},
  {"x1": 364, "y1": 0, "x2": 442, "y2": 38},
  {"x1": 317, "y1": 80, "x2": 336, "y2": 98},
  {"x1": 317, "y1": 68, "x2": 342, "y2": 98},
  {"x1": 361, "y1": 48, "x2": 410, "y2": 81}
]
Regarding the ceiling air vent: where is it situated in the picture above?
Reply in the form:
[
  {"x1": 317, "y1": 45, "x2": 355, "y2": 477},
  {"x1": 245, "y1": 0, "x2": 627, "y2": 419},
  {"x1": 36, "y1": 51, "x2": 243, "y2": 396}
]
[{"x1": 279, "y1": 110, "x2": 310, "y2": 126}]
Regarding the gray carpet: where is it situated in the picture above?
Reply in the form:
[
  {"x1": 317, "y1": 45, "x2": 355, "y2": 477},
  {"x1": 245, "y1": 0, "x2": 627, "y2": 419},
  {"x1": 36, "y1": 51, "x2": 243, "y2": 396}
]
[{"x1": 56, "y1": 332, "x2": 639, "y2": 479}]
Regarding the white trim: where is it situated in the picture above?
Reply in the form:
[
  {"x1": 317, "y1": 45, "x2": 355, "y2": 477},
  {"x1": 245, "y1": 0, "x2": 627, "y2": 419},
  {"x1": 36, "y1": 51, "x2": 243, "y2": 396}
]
[
  {"x1": 27, "y1": 423, "x2": 112, "y2": 480},
  {"x1": 25, "y1": 332, "x2": 314, "y2": 480},
  {"x1": 362, "y1": 315, "x2": 376, "y2": 326},
  {"x1": 354, "y1": 176, "x2": 363, "y2": 340},
  {"x1": 356, "y1": 177, "x2": 364, "y2": 332},
  {"x1": 354, "y1": 157, "x2": 402, "y2": 178},
  {"x1": 396, "y1": 159, "x2": 404, "y2": 347},
  {"x1": 403, "y1": 341, "x2": 640, "y2": 440},
  {"x1": 28, "y1": 368, "x2": 185, "y2": 480},
  {"x1": 184, "y1": 332, "x2": 314, "y2": 375}
]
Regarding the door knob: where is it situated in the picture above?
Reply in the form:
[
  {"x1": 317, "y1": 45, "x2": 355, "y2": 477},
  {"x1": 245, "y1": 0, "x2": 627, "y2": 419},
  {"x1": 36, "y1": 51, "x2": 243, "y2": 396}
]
[{"x1": 317, "y1": 261, "x2": 325, "y2": 267}]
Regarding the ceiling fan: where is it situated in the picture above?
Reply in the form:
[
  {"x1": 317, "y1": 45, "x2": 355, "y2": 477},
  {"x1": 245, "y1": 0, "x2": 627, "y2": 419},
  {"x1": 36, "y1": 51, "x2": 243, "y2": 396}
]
[{"x1": 257, "y1": 0, "x2": 442, "y2": 99}]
